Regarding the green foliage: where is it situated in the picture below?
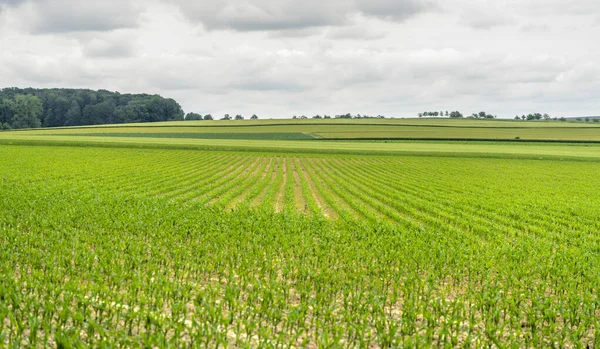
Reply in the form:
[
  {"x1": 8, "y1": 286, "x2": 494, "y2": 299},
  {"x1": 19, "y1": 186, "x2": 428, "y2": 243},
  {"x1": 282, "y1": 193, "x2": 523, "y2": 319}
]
[
  {"x1": 0, "y1": 88, "x2": 184, "y2": 128},
  {"x1": 525, "y1": 113, "x2": 546, "y2": 121},
  {"x1": 8, "y1": 94, "x2": 43, "y2": 129},
  {"x1": 185, "y1": 112, "x2": 203, "y2": 120},
  {"x1": 1, "y1": 144, "x2": 600, "y2": 347},
  {"x1": 469, "y1": 111, "x2": 496, "y2": 119}
]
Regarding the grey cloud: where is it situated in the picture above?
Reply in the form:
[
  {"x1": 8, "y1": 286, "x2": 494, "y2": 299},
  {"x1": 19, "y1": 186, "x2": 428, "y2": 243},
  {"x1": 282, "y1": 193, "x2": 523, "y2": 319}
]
[
  {"x1": 448, "y1": 0, "x2": 600, "y2": 29},
  {"x1": 174, "y1": 1, "x2": 349, "y2": 31},
  {"x1": 324, "y1": 25, "x2": 386, "y2": 40},
  {"x1": 23, "y1": 0, "x2": 141, "y2": 33},
  {"x1": 83, "y1": 36, "x2": 136, "y2": 58},
  {"x1": 455, "y1": 3, "x2": 515, "y2": 29},
  {"x1": 171, "y1": 0, "x2": 433, "y2": 32},
  {"x1": 461, "y1": 15, "x2": 513, "y2": 30},
  {"x1": 356, "y1": 0, "x2": 436, "y2": 21},
  {"x1": 230, "y1": 79, "x2": 307, "y2": 92},
  {"x1": 267, "y1": 27, "x2": 322, "y2": 39},
  {"x1": 2, "y1": 53, "x2": 99, "y2": 86},
  {"x1": 0, "y1": 0, "x2": 25, "y2": 6},
  {"x1": 0, "y1": 0, "x2": 22, "y2": 13},
  {"x1": 147, "y1": 74, "x2": 200, "y2": 91}
]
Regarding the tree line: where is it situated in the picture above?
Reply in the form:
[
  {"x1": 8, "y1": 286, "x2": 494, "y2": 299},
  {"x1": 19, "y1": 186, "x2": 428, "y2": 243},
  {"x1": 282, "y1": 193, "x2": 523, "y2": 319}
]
[
  {"x1": 185, "y1": 113, "x2": 261, "y2": 120},
  {"x1": 417, "y1": 110, "x2": 572, "y2": 121},
  {"x1": 0, "y1": 88, "x2": 184, "y2": 130},
  {"x1": 293, "y1": 113, "x2": 386, "y2": 119},
  {"x1": 184, "y1": 113, "x2": 386, "y2": 120},
  {"x1": 1, "y1": 87, "x2": 588, "y2": 130},
  {"x1": 419, "y1": 111, "x2": 490, "y2": 118},
  {"x1": 513, "y1": 113, "x2": 569, "y2": 121}
]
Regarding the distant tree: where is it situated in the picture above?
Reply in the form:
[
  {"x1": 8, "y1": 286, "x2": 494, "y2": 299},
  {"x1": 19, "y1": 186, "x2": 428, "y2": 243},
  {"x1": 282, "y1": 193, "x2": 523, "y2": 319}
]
[
  {"x1": 251, "y1": 114, "x2": 258, "y2": 120},
  {"x1": 185, "y1": 112, "x2": 203, "y2": 120},
  {"x1": 324, "y1": 115, "x2": 331, "y2": 119},
  {"x1": 235, "y1": 114, "x2": 244, "y2": 120},
  {"x1": 64, "y1": 100, "x2": 82, "y2": 126},
  {"x1": 42, "y1": 96, "x2": 70, "y2": 127},
  {"x1": 1, "y1": 122, "x2": 11, "y2": 130},
  {"x1": 1, "y1": 88, "x2": 183, "y2": 127},
  {"x1": 514, "y1": 116, "x2": 520, "y2": 120},
  {"x1": 449, "y1": 111, "x2": 463, "y2": 118},
  {"x1": 543, "y1": 113, "x2": 551, "y2": 120},
  {"x1": 9, "y1": 94, "x2": 43, "y2": 129},
  {"x1": 203, "y1": 114, "x2": 213, "y2": 120},
  {"x1": 293, "y1": 115, "x2": 297, "y2": 119},
  {"x1": 445, "y1": 111, "x2": 449, "y2": 117},
  {"x1": 221, "y1": 114, "x2": 232, "y2": 120},
  {"x1": 593, "y1": 119, "x2": 599, "y2": 123},
  {"x1": 559, "y1": 117, "x2": 566, "y2": 122},
  {"x1": 312, "y1": 114, "x2": 322, "y2": 119},
  {"x1": 82, "y1": 100, "x2": 116, "y2": 125},
  {"x1": 469, "y1": 111, "x2": 495, "y2": 119},
  {"x1": 585, "y1": 117, "x2": 590, "y2": 122},
  {"x1": 0, "y1": 100, "x2": 13, "y2": 126},
  {"x1": 418, "y1": 113, "x2": 423, "y2": 118}
]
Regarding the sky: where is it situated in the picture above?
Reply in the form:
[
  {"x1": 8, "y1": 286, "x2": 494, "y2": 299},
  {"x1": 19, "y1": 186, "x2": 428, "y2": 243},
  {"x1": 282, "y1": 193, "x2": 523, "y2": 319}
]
[{"x1": 0, "y1": 0, "x2": 598, "y2": 119}]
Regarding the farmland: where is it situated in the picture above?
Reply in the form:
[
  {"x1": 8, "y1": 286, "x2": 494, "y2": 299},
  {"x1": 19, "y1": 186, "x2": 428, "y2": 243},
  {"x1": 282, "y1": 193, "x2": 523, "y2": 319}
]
[
  {"x1": 1, "y1": 120, "x2": 600, "y2": 347},
  {"x1": 6, "y1": 117, "x2": 600, "y2": 142}
]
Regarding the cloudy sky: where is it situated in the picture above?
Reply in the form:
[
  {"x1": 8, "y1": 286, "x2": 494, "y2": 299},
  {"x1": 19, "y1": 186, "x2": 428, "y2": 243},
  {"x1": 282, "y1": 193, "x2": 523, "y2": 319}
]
[{"x1": 0, "y1": 0, "x2": 598, "y2": 118}]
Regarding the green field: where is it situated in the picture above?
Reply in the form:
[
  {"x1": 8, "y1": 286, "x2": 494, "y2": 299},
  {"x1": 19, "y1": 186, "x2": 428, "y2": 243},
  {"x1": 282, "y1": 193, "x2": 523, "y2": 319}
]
[
  {"x1": 1, "y1": 119, "x2": 600, "y2": 347},
  {"x1": 5, "y1": 118, "x2": 600, "y2": 142}
]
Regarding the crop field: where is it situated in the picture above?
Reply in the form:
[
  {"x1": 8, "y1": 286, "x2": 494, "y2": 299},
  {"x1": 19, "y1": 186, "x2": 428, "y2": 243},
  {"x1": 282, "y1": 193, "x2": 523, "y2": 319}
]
[
  {"x1": 5, "y1": 118, "x2": 600, "y2": 142},
  {"x1": 2, "y1": 138, "x2": 600, "y2": 347}
]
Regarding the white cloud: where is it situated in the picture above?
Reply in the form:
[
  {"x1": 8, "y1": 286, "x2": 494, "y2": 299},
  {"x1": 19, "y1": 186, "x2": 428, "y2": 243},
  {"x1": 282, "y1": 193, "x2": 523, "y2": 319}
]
[{"x1": 0, "y1": 0, "x2": 598, "y2": 118}]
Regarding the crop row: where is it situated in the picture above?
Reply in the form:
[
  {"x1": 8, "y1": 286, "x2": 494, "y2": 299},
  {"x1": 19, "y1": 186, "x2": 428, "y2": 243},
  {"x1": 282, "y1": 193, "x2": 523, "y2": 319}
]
[{"x1": 1, "y1": 145, "x2": 600, "y2": 347}]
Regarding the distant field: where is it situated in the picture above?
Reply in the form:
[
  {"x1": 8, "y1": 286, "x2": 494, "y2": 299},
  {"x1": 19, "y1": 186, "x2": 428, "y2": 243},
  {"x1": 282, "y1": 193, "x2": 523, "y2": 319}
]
[
  {"x1": 5, "y1": 118, "x2": 600, "y2": 142},
  {"x1": 2, "y1": 133, "x2": 600, "y2": 160},
  {"x1": 54, "y1": 117, "x2": 600, "y2": 128}
]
